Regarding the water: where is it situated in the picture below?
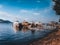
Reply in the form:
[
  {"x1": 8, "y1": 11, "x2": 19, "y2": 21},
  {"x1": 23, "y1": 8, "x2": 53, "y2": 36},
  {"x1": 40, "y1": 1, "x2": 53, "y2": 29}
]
[{"x1": 0, "y1": 23, "x2": 53, "y2": 45}]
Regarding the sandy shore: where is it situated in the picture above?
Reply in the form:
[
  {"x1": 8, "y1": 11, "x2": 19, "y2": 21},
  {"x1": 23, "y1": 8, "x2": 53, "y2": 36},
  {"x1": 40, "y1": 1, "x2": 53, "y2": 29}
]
[{"x1": 29, "y1": 28, "x2": 60, "y2": 45}]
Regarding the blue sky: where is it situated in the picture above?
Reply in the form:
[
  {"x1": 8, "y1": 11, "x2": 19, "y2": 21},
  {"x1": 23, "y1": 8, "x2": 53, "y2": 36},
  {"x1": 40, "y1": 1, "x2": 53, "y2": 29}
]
[{"x1": 0, "y1": 0, "x2": 59, "y2": 23}]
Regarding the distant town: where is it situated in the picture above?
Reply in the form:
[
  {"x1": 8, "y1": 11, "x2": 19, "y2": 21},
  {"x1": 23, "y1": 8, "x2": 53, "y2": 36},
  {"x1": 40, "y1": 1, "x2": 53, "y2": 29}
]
[{"x1": 0, "y1": 18, "x2": 60, "y2": 31}]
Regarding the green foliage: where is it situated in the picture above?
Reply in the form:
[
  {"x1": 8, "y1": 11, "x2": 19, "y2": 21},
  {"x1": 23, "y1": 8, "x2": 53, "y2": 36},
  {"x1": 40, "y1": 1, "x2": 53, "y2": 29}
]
[{"x1": 53, "y1": 0, "x2": 60, "y2": 15}]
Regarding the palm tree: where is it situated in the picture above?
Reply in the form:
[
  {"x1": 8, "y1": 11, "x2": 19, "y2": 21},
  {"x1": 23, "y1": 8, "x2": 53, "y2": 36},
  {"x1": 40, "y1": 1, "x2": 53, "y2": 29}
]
[{"x1": 53, "y1": 0, "x2": 60, "y2": 22}]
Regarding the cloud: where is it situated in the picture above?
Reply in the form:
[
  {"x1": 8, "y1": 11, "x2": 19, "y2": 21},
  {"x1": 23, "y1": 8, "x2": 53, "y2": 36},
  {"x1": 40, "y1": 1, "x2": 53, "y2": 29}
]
[
  {"x1": 0, "y1": 11, "x2": 8, "y2": 15},
  {"x1": 19, "y1": 9, "x2": 40, "y2": 16},
  {"x1": 33, "y1": 12, "x2": 40, "y2": 16},
  {"x1": 0, "y1": 5, "x2": 3, "y2": 8},
  {"x1": 0, "y1": 0, "x2": 58, "y2": 22},
  {"x1": 19, "y1": 9, "x2": 28, "y2": 13},
  {"x1": 0, "y1": 11, "x2": 23, "y2": 22},
  {"x1": 17, "y1": 0, "x2": 58, "y2": 22},
  {"x1": 24, "y1": 18, "x2": 29, "y2": 21},
  {"x1": 0, "y1": 10, "x2": 33, "y2": 22},
  {"x1": 18, "y1": 4, "x2": 54, "y2": 22}
]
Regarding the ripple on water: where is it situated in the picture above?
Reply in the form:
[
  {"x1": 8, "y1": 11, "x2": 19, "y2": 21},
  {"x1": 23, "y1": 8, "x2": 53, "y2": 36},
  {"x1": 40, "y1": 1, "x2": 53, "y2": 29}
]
[{"x1": 0, "y1": 23, "x2": 53, "y2": 45}]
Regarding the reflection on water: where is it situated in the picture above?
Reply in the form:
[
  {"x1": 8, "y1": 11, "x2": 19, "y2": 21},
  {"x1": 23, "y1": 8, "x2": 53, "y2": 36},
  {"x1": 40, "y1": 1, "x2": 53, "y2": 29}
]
[{"x1": 0, "y1": 23, "x2": 53, "y2": 45}]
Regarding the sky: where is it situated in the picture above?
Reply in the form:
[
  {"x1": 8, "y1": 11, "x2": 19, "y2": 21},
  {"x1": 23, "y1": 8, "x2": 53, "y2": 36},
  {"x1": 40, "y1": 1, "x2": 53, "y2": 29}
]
[{"x1": 0, "y1": 0, "x2": 59, "y2": 23}]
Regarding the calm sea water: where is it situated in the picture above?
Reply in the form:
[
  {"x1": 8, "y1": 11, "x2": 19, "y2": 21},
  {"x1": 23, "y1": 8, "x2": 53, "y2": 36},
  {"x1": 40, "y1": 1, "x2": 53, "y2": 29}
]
[{"x1": 0, "y1": 23, "x2": 53, "y2": 45}]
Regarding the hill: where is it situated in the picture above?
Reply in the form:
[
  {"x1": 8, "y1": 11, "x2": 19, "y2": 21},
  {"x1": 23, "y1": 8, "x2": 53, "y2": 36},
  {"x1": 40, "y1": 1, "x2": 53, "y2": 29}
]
[{"x1": 0, "y1": 19, "x2": 12, "y2": 23}]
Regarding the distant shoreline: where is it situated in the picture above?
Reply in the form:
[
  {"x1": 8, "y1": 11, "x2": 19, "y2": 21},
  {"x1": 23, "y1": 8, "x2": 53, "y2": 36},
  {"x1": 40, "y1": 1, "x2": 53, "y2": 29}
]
[{"x1": 0, "y1": 19, "x2": 12, "y2": 23}]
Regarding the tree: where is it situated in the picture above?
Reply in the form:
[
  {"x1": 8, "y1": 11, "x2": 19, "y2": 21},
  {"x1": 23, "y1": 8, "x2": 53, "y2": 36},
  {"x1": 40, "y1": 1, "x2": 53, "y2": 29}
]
[{"x1": 53, "y1": 0, "x2": 60, "y2": 22}]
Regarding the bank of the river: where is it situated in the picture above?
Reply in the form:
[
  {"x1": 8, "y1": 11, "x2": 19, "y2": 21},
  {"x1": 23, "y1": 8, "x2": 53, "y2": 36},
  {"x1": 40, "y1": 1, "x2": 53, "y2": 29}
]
[{"x1": 29, "y1": 28, "x2": 60, "y2": 45}]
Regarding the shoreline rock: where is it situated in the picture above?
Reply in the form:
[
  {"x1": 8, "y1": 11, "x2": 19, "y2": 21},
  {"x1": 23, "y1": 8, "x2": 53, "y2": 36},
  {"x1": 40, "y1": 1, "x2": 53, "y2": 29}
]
[{"x1": 29, "y1": 29, "x2": 60, "y2": 45}]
